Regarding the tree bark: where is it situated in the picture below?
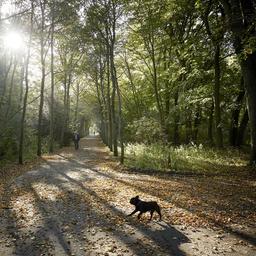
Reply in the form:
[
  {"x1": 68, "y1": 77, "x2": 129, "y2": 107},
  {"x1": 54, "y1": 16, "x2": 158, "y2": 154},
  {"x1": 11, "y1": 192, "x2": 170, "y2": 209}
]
[
  {"x1": 173, "y1": 90, "x2": 180, "y2": 145},
  {"x1": 220, "y1": 0, "x2": 256, "y2": 165},
  {"x1": 214, "y1": 43, "x2": 223, "y2": 148},
  {"x1": 241, "y1": 53, "x2": 256, "y2": 162},
  {"x1": 37, "y1": 0, "x2": 47, "y2": 156},
  {"x1": 115, "y1": 65, "x2": 124, "y2": 163},
  {"x1": 99, "y1": 55, "x2": 108, "y2": 144},
  {"x1": 5, "y1": 58, "x2": 18, "y2": 118},
  {"x1": 229, "y1": 77, "x2": 245, "y2": 146},
  {"x1": 110, "y1": 51, "x2": 118, "y2": 156},
  {"x1": 236, "y1": 109, "x2": 249, "y2": 147},
  {"x1": 208, "y1": 99, "x2": 214, "y2": 145},
  {"x1": 105, "y1": 29, "x2": 113, "y2": 151},
  {"x1": 193, "y1": 105, "x2": 201, "y2": 143},
  {"x1": 19, "y1": 1, "x2": 34, "y2": 164},
  {"x1": 49, "y1": 4, "x2": 55, "y2": 153}
]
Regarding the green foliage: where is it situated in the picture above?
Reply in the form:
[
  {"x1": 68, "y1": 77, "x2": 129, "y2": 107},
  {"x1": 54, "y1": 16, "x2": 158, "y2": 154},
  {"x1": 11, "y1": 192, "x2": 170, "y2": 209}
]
[
  {"x1": 125, "y1": 142, "x2": 248, "y2": 174},
  {"x1": 125, "y1": 116, "x2": 161, "y2": 143}
]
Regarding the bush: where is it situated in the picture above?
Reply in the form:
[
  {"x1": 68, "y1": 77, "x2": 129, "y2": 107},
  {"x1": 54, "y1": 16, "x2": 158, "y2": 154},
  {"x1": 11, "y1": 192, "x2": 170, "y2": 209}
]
[{"x1": 125, "y1": 142, "x2": 248, "y2": 174}]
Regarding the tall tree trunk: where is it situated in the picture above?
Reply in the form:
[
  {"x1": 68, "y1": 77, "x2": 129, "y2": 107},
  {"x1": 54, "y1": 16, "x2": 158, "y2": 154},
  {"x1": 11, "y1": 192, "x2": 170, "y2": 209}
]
[
  {"x1": 106, "y1": 48, "x2": 113, "y2": 151},
  {"x1": 124, "y1": 53, "x2": 142, "y2": 117},
  {"x1": 49, "y1": 5, "x2": 55, "y2": 153},
  {"x1": 75, "y1": 82, "x2": 80, "y2": 126},
  {"x1": 236, "y1": 109, "x2": 249, "y2": 147},
  {"x1": 60, "y1": 70, "x2": 71, "y2": 146},
  {"x1": 173, "y1": 90, "x2": 179, "y2": 145},
  {"x1": 151, "y1": 42, "x2": 165, "y2": 139},
  {"x1": 66, "y1": 73, "x2": 71, "y2": 131},
  {"x1": 214, "y1": 43, "x2": 223, "y2": 148},
  {"x1": 37, "y1": 15, "x2": 46, "y2": 156},
  {"x1": 208, "y1": 99, "x2": 214, "y2": 145},
  {"x1": 241, "y1": 53, "x2": 256, "y2": 162},
  {"x1": 60, "y1": 73, "x2": 67, "y2": 145},
  {"x1": 99, "y1": 56, "x2": 108, "y2": 144},
  {"x1": 193, "y1": 105, "x2": 201, "y2": 143},
  {"x1": 221, "y1": 0, "x2": 256, "y2": 165},
  {"x1": 229, "y1": 77, "x2": 245, "y2": 146},
  {"x1": 0, "y1": 55, "x2": 13, "y2": 112},
  {"x1": 185, "y1": 109, "x2": 192, "y2": 144},
  {"x1": 95, "y1": 67, "x2": 105, "y2": 142},
  {"x1": 18, "y1": 64, "x2": 25, "y2": 110},
  {"x1": 5, "y1": 58, "x2": 17, "y2": 118},
  {"x1": 110, "y1": 50, "x2": 118, "y2": 156},
  {"x1": 114, "y1": 64, "x2": 124, "y2": 163},
  {"x1": 19, "y1": 2, "x2": 34, "y2": 164}
]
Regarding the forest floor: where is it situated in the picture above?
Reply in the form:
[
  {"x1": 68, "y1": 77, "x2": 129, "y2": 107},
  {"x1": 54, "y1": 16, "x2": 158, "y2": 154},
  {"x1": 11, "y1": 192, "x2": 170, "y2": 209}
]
[{"x1": 0, "y1": 136, "x2": 255, "y2": 256}]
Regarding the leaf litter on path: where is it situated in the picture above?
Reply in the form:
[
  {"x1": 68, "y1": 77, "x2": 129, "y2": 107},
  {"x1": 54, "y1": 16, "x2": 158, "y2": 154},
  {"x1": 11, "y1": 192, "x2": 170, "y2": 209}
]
[{"x1": 0, "y1": 136, "x2": 255, "y2": 256}]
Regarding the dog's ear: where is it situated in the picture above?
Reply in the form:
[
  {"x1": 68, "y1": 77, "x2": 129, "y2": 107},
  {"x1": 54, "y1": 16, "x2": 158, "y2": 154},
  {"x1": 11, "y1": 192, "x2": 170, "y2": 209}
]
[{"x1": 135, "y1": 195, "x2": 139, "y2": 199}]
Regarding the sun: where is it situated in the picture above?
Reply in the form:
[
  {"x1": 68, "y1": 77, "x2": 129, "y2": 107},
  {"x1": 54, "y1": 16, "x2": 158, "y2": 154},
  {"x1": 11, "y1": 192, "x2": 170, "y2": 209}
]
[{"x1": 3, "y1": 31, "x2": 25, "y2": 51}]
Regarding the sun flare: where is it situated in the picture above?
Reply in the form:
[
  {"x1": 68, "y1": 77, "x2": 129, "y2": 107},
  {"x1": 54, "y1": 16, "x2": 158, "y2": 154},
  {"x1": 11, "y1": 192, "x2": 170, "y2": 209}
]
[{"x1": 3, "y1": 31, "x2": 25, "y2": 51}]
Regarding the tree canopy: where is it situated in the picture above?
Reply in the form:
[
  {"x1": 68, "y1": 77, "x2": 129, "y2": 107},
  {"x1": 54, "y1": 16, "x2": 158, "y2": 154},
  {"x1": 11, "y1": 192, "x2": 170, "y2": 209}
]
[{"x1": 0, "y1": 0, "x2": 256, "y2": 170}]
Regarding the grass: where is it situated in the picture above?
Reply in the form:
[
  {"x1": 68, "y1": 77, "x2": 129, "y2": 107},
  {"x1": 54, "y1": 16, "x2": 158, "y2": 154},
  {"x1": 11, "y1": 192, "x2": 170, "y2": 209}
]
[{"x1": 125, "y1": 142, "x2": 251, "y2": 175}]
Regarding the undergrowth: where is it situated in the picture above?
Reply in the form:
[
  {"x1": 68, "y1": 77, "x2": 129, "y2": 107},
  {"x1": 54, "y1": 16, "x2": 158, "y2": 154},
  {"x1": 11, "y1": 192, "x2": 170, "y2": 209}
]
[{"x1": 125, "y1": 143, "x2": 250, "y2": 175}]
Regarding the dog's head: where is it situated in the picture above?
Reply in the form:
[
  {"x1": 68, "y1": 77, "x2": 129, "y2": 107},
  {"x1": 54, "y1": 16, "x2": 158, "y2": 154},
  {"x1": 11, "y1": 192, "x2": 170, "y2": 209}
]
[{"x1": 130, "y1": 195, "x2": 140, "y2": 206}]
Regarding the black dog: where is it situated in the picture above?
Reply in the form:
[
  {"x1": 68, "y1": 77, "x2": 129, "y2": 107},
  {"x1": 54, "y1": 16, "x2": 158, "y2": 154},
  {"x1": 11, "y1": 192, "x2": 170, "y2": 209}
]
[{"x1": 128, "y1": 195, "x2": 162, "y2": 221}]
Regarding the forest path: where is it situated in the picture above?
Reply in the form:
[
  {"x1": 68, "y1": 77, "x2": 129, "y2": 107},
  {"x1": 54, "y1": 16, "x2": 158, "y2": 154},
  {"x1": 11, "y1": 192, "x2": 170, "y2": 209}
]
[{"x1": 0, "y1": 136, "x2": 255, "y2": 256}]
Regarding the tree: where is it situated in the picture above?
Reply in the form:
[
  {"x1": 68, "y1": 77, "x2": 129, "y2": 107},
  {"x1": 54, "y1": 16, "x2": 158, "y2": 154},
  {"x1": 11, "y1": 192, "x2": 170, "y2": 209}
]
[
  {"x1": 202, "y1": 1, "x2": 225, "y2": 148},
  {"x1": 37, "y1": 0, "x2": 50, "y2": 156},
  {"x1": 19, "y1": 0, "x2": 34, "y2": 164},
  {"x1": 220, "y1": 0, "x2": 256, "y2": 165},
  {"x1": 49, "y1": 1, "x2": 55, "y2": 153}
]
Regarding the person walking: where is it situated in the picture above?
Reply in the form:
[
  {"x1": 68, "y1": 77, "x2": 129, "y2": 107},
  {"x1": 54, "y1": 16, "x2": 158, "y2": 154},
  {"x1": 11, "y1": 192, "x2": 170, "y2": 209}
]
[{"x1": 73, "y1": 132, "x2": 80, "y2": 150}]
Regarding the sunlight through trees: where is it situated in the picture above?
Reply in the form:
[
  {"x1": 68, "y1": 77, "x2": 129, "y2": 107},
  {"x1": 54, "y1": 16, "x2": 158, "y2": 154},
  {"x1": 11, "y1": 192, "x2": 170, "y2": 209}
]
[{"x1": 0, "y1": 0, "x2": 255, "y2": 170}]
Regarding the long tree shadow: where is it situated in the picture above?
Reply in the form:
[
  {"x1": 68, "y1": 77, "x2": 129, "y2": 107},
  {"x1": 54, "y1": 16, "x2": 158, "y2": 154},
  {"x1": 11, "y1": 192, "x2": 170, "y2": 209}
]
[
  {"x1": 92, "y1": 166, "x2": 256, "y2": 246},
  {"x1": 54, "y1": 154, "x2": 256, "y2": 247},
  {"x1": 3, "y1": 167, "x2": 73, "y2": 255},
  {"x1": 46, "y1": 160, "x2": 190, "y2": 255},
  {"x1": 3, "y1": 160, "x2": 190, "y2": 256}
]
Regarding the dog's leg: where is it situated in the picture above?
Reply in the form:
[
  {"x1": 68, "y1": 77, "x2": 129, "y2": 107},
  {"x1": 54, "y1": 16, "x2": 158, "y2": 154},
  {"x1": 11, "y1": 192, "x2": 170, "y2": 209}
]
[
  {"x1": 156, "y1": 208, "x2": 162, "y2": 221},
  {"x1": 128, "y1": 209, "x2": 138, "y2": 216},
  {"x1": 149, "y1": 210, "x2": 154, "y2": 220}
]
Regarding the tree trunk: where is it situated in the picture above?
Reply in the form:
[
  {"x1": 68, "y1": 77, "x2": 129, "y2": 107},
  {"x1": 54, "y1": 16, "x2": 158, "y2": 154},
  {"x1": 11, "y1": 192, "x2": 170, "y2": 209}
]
[
  {"x1": 49, "y1": 5, "x2": 54, "y2": 153},
  {"x1": 99, "y1": 54, "x2": 108, "y2": 144},
  {"x1": 229, "y1": 77, "x2": 244, "y2": 146},
  {"x1": 151, "y1": 42, "x2": 165, "y2": 138},
  {"x1": 5, "y1": 58, "x2": 17, "y2": 118},
  {"x1": 115, "y1": 65, "x2": 124, "y2": 163},
  {"x1": 236, "y1": 109, "x2": 249, "y2": 147},
  {"x1": 220, "y1": 0, "x2": 256, "y2": 165},
  {"x1": 214, "y1": 44, "x2": 223, "y2": 148},
  {"x1": 193, "y1": 105, "x2": 201, "y2": 143},
  {"x1": 109, "y1": 39, "x2": 118, "y2": 156},
  {"x1": 208, "y1": 99, "x2": 214, "y2": 145},
  {"x1": 75, "y1": 82, "x2": 80, "y2": 127},
  {"x1": 49, "y1": 5, "x2": 55, "y2": 153},
  {"x1": 19, "y1": 2, "x2": 34, "y2": 164},
  {"x1": 105, "y1": 32, "x2": 113, "y2": 151},
  {"x1": 185, "y1": 109, "x2": 192, "y2": 144},
  {"x1": 60, "y1": 73, "x2": 67, "y2": 145},
  {"x1": 124, "y1": 53, "x2": 142, "y2": 117},
  {"x1": 0, "y1": 55, "x2": 13, "y2": 112},
  {"x1": 95, "y1": 67, "x2": 106, "y2": 143},
  {"x1": 241, "y1": 52, "x2": 256, "y2": 163},
  {"x1": 173, "y1": 90, "x2": 179, "y2": 145},
  {"x1": 37, "y1": 0, "x2": 47, "y2": 157}
]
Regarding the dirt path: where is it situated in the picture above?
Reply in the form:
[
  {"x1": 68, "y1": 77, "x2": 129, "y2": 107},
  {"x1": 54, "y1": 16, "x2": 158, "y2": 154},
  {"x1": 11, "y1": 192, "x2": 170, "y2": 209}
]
[{"x1": 0, "y1": 136, "x2": 255, "y2": 256}]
